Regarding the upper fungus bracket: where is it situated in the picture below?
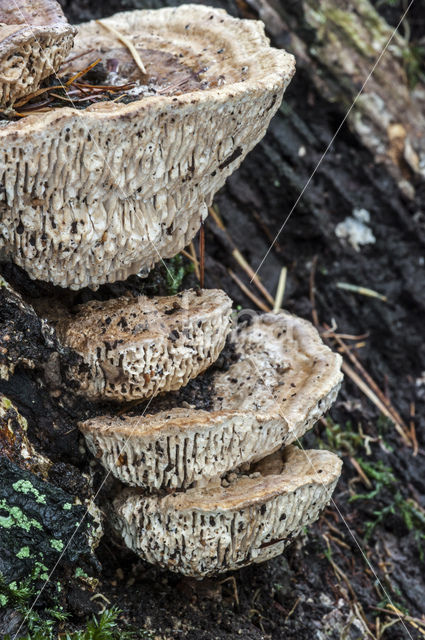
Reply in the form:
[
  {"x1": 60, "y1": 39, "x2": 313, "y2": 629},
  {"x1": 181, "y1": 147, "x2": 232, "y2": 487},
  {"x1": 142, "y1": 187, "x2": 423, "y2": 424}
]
[{"x1": 0, "y1": 5, "x2": 295, "y2": 289}]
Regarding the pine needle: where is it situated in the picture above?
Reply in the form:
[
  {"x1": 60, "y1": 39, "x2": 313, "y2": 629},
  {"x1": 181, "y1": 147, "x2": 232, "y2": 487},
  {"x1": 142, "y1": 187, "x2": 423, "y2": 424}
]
[
  {"x1": 273, "y1": 266, "x2": 287, "y2": 313},
  {"x1": 96, "y1": 20, "x2": 146, "y2": 75},
  {"x1": 66, "y1": 58, "x2": 102, "y2": 86},
  {"x1": 228, "y1": 269, "x2": 271, "y2": 312},
  {"x1": 337, "y1": 282, "x2": 387, "y2": 302}
]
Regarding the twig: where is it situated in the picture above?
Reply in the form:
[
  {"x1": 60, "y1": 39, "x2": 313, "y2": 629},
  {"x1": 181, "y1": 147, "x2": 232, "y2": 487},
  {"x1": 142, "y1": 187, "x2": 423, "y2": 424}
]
[
  {"x1": 60, "y1": 48, "x2": 96, "y2": 67},
  {"x1": 14, "y1": 85, "x2": 60, "y2": 108},
  {"x1": 309, "y1": 257, "x2": 409, "y2": 446},
  {"x1": 321, "y1": 330, "x2": 370, "y2": 341},
  {"x1": 341, "y1": 361, "x2": 411, "y2": 446},
  {"x1": 284, "y1": 597, "x2": 301, "y2": 622},
  {"x1": 228, "y1": 270, "x2": 271, "y2": 312},
  {"x1": 89, "y1": 592, "x2": 111, "y2": 615},
  {"x1": 375, "y1": 614, "x2": 399, "y2": 639},
  {"x1": 234, "y1": 248, "x2": 275, "y2": 307},
  {"x1": 96, "y1": 20, "x2": 146, "y2": 74},
  {"x1": 49, "y1": 93, "x2": 99, "y2": 103},
  {"x1": 208, "y1": 205, "x2": 275, "y2": 307},
  {"x1": 157, "y1": 76, "x2": 194, "y2": 95},
  {"x1": 309, "y1": 255, "x2": 319, "y2": 327},
  {"x1": 75, "y1": 81, "x2": 135, "y2": 91},
  {"x1": 208, "y1": 205, "x2": 225, "y2": 230},
  {"x1": 337, "y1": 282, "x2": 387, "y2": 302},
  {"x1": 322, "y1": 535, "x2": 375, "y2": 638},
  {"x1": 349, "y1": 456, "x2": 372, "y2": 489},
  {"x1": 327, "y1": 533, "x2": 351, "y2": 550},
  {"x1": 16, "y1": 109, "x2": 51, "y2": 117},
  {"x1": 410, "y1": 401, "x2": 418, "y2": 456},
  {"x1": 66, "y1": 58, "x2": 102, "y2": 86},
  {"x1": 273, "y1": 266, "x2": 287, "y2": 313},
  {"x1": 199, "y1": 224, "x2": 205, "y2": 289},
  {"x1": 219, "y1": 576, "x2": 239, "y2": 606},
  {"x1": 180, "y1": 248, "x2": 200, "y2": 281},
  {"x1": 325, "y1": 324, "x2": 411, "y2": 444},
  {"x1": 372, "y1": 605, "x2": 425, "y2": 636}
]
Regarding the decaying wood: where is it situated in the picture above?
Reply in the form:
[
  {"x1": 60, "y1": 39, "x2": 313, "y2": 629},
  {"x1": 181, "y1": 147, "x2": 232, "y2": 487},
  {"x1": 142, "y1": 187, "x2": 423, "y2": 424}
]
[{"x1": 245, "y1": 0, "x2": 425, "y2": 198}]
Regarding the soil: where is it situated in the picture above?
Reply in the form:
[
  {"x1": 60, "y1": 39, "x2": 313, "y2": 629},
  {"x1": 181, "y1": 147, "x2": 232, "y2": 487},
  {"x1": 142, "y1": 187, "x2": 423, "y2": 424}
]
[{"x1": 1, "y1": 0, "x2": 425, "y2": 638}]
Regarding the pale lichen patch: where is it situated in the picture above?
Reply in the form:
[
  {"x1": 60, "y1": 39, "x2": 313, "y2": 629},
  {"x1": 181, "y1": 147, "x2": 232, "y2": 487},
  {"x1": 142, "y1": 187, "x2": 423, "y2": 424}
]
[{"x1": 12, "y1": 479, "x2": 47, "y2": 504}]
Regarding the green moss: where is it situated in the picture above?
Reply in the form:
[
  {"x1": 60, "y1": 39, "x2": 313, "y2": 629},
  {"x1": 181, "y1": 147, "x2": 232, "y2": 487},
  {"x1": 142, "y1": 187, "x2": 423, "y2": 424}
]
[
  {"x1": 317, "y1": 418, "x2": 363, "y2": 456},
  {"x1": 350, "y1": 458, "x2": 425, "y2": 558},
  {"x1": 402, "y1": 43, "x2": 425, "y2": 89},
  {"x1": 61, "y1": 607, "x2": 141, "y2": 640},
  {"x1": 323, "y1": 7, "x2": 379, "y2": 57},
  {"x1": 0, "y1": 569, "x2": 68, "y2": 638},
  {"x1": 63, "y1": 503, "x2": 72, "y2": 511},
  {"x1": 33, "y1": 561, "x2": 49, "y2": 581},
  {"x1": 307, "y1": 0, "x2": 404, "y2": 61},
  {"x1": 16, "y1": 546, "x2": 31, "y2": 559},
  {"x1": 0, "y1": 572, "x2": 34, "y2": 607},
  {"x1": 165, "y1": 254, "x2": 195, "y2": 295}
]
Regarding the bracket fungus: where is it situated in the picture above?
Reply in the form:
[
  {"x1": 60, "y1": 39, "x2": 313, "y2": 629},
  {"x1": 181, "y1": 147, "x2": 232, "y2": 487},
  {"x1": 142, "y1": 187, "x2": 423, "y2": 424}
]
[
  {"x1": 80, "y1": 312, "x2": 343, "y2": 489},
  {"x1": 113, "y1": 446, "x2": 342, "y2": 576},
  {"x1": 0, "y1": 4, "x2": 345, "y2": 579},
  {"x1": 75, "y1": 312, "x2": 343, "y2": 576},
  {"x1": 0, "y1": 5, "x2": 295, "y2": 289},
  {"x1": 51, "y1": 288, "x2": 232, "y2": 402},
  {"x1": 0, "y1": 0, "x2": 76, "y2": 108}
]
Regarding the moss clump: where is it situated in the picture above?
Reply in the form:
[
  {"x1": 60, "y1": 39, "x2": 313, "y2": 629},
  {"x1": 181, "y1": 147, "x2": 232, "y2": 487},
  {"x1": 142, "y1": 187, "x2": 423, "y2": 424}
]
[
  {"x1": 135, "y1": 253, "x2": 196, "y2": 297},
  {"x1": 165, "y1": 254, "x2": 195, "y2": 295}
]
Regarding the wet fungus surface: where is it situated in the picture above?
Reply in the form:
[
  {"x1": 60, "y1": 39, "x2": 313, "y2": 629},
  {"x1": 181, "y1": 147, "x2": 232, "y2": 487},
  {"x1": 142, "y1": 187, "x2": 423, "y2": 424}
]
[
  {"x1": 0, "y1": 4, "x2": 343, "y2": 580},
  {"x1": 0, "y1": 5, "x2": 295, "y2": 289},
  {"x1": 48, "y1": 288, "x2": 233, "y2": 402},
  {"x1": 113, "y1": 446, "x2": 342, "y2": 576},
  {"x1": 80, "y1": 312, "x2": 342, "y2": 490}
]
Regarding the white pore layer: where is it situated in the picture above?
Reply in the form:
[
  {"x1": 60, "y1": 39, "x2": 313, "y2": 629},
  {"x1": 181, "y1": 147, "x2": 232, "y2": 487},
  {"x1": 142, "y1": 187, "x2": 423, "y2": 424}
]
[
  {"x1": 0, "y1": 5, "x2": 295, "y2": 289},
  {"x1": 54, "y1": 288, "x2": 233, "y2": 401},
  {"x1": 80, "y1": 311, "x2": 343, "y2": 488},
  {"x1": 113, "y1": 447, "x2": 342, "y2": 576}
]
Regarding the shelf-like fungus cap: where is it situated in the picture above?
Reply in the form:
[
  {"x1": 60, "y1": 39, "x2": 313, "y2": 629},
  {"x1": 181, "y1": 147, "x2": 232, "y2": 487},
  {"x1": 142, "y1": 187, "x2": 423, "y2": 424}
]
[
  {"x1": 0, "y1": 5, "x2": 295, "y2": 289},
  {"x1": 112, "y1": 446, "x2": 342, "y2": 576},
  {"x1": 0, "y1": 0, "x2": 76, "y2": 107},
  {"x1": 80, "y1": 312, "x2": 343, "y2": 488},
  {"x1": 53, "y1": 288, "x2": 232, "y2": 402}
]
